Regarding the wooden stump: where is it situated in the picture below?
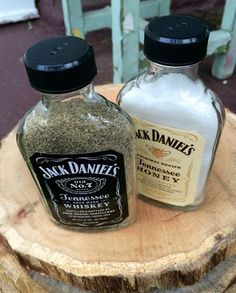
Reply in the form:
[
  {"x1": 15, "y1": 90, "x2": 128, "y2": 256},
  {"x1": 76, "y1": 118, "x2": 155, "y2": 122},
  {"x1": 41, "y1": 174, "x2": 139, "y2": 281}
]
[
  {"x1": 0, "y1": 233, "x2": 46, "y2": 292},
  {"x1": 1, "y1": 84, "x2": 236, "y2": 293}
]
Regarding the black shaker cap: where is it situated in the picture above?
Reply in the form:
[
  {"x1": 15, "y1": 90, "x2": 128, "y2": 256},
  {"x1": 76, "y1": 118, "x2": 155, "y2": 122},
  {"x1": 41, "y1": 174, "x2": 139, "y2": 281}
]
[
  {"x1": 144, "y1": 15, "x2": 210, "y2": 66},
  {"x1": 24, "y1": 36, "x2": 97, "y2": 93}
]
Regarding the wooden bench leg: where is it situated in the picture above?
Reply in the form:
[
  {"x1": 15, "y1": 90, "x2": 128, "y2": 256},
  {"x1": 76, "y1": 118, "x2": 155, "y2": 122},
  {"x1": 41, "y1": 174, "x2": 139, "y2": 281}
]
[
  {"x1": 61, "y1": 0, "x2": 84, "y2": 38},
  {"x1": 212, "y1": 0, "x2": 236, "y2": 79},
  {"x1": 111, "y1": 0, "x2": 140, "y2": 83},
  {"x1": 111, "y1": 0, "x2": 170, "y2": 83}
]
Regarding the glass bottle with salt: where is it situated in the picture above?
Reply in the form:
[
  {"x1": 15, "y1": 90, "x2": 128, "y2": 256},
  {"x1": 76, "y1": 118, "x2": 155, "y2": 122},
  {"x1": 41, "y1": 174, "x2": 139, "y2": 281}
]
[
  {"x1": 17, "y1": 36, "x2": 136, "y2": 231},
  {"x1": 117, "y1": 15, "x2": 225, "y2": 210}
]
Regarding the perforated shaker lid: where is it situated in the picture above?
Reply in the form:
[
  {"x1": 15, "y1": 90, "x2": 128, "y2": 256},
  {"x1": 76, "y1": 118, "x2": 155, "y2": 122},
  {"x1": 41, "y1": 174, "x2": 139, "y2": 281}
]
[
  {"x1": 144, "y1": 15, "x2": 210, "y2": 66},
  {"x1": 24, "y1": 36, "x2": 97, "y2": 93}
]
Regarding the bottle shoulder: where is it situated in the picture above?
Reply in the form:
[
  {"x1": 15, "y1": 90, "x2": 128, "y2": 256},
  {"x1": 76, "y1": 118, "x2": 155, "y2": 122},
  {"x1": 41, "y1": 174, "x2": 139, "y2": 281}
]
[
  {"x1": 94, "y1": 92, "x2": 134, "y2": 127},
  {"x1": 118, "y1": 72, "x2": 225, "y2": 136},
  {"x1": 20, "y1": 92, "x2": 133, "y2": 129},
  {"x1": 17, "y1": 93, "x2": 135, "y2": 157},
  {"x1": 119, "y1": 73, "x2": 223, "y2": 113}
]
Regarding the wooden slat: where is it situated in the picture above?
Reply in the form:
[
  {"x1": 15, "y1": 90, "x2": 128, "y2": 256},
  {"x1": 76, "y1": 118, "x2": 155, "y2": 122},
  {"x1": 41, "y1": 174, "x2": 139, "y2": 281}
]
[{"x1": 83, "y1": 6, "x2": 111, "y2": 32}]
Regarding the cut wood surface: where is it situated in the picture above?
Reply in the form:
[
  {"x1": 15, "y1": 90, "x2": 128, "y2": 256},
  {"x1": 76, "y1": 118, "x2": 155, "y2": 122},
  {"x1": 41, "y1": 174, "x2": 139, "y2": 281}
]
[{"x1": 1, "y1": 84, "x2": 236, "y2": 293}]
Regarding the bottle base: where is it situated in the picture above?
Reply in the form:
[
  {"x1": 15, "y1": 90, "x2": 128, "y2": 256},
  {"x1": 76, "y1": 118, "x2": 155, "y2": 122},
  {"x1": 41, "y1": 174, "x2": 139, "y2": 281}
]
[
  {"x1": 48, "y1": 216, "x2": 136, "y2": 233},
  {"x1": 139, "y1": 193, "x2": 203, "y2": 211}
]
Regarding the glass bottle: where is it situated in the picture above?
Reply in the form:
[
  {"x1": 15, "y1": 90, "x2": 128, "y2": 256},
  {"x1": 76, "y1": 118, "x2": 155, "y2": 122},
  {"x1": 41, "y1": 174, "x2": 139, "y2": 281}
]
[
  {"x1": 17, "y1": 36, "x2": 136, "y2": 231},
  {"x1": 117, "y1": 15, "x2": 225, "y2": 210}
]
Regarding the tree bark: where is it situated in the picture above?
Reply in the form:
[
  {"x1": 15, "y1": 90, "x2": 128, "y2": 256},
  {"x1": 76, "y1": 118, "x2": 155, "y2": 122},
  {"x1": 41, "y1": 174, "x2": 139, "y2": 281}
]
[{"x1": 0, "y1": 233, "x2": 46, "y2": 292}]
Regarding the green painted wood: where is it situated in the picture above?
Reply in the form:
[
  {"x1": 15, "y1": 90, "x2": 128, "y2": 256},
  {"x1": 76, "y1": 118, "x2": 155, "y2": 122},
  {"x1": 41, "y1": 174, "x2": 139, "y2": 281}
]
[
  {"x1": 61, "y1": 0, "x2": 84, "y2": 37},
  {"x1": 139, "y1": 17, "x2": 148, "y2": 45},
  {"x1": 207, "y1": 30, "x2": 231, "y2": 55},
  {"x1": 61, "y1": 0, "x2": 235, "y2": 81},
  {"x1": 83, "y1": 6, "x2": 111, "y2": 32},
  {"x1": 139, "y1": 0, "x2": 160, "y2": 19},
  {"x1": 61, "y1": 0, "x2": 71, "y2": 36},
  {"x1": 111, "y1": 0, "x2": 170, "y2": 82},
  {"x1": 122, "y1": 0, "x2": 140, "y2": 82},
  {"x1": 62, "y1": 0, "x2": 169, "y2": 36},
  {"x1": 61, "y1": 0, "x2": 171, "y2": 82},
  {"x1": 159, "y1": 0, "x2": 171, "y2": 16},
  {"x1": 212, "y1": 0, "x2": 236, "y2": 79},
  {"x1": 141, "y1": 0, "x2": 170, "y2": 18},
  {"x1": 220, "y1": 0, "x2": 236, "y2": 31},
  {"x1": 111, "y1": 0, "x2": 140, "y2": 83},
  {"x1": 111, "y1": 0, "x2": 122, "y2": 83}
]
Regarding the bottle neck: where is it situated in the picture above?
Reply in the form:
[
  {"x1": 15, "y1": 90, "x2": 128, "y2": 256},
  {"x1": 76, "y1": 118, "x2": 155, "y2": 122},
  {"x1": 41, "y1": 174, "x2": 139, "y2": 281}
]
[
  {"x1": 147, "y1": 61, "x2": 199, "y2": 81},
  {"x1": 41, "y1": 83, "x2": 94, "y2": 108}
]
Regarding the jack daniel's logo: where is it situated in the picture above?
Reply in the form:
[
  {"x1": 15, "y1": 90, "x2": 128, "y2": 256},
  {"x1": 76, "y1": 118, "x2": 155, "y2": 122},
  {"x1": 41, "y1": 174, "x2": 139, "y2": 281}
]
[
  {"x1": 136, "y1": 129, "x2": 195, "y2": 156},
  {"x1": 36, "y1": 156, "x2": 120, "y2": 179}
]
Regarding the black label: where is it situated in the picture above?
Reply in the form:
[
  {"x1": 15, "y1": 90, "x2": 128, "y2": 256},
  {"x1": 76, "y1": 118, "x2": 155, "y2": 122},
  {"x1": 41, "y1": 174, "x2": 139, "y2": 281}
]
[{"x1": 30, "y1": 150, "x2": 128, "y2": 227}]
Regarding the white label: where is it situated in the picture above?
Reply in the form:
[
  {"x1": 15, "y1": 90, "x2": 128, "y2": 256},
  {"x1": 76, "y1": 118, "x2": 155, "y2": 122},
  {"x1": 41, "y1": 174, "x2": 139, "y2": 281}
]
[{"x1": 133, "y1": 116, "x2": 205, "y2": 206}]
